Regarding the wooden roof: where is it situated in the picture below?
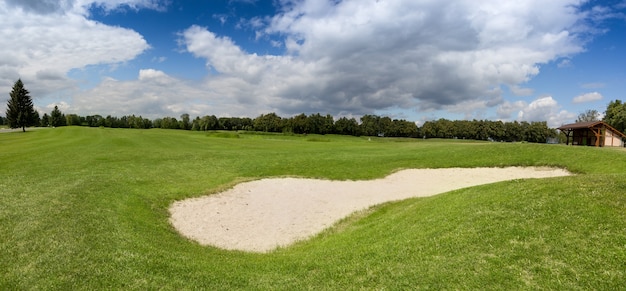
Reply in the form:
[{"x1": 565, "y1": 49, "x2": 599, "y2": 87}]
[{"x1": 557, "y1": 121, "x2": 626, "y2": 138}]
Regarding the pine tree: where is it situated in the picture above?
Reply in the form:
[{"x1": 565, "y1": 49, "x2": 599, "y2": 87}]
[
  {"x1": 5, "y1": 79, "x2": 38, "y2": 132},
  {"x1": 41, "y1": 113, "x2": 50, "y2": 127},
  {"x1": 50, "y1": 105, "x2": 65, "y2": 127}
]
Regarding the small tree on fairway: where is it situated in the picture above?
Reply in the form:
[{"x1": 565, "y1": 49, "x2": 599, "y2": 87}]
[{"x1": 5, "y1": 79, "x2": 38, "y2": 132}]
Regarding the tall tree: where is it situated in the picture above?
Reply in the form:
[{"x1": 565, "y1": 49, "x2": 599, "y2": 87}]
[
  {"x1": 290, "y1": 113, "x2": 308, "y2": 134},
  {"x1": 576, "y1": 109, "x2": 600, "y2": 123},
  {"x1": 604, "y1": 100, "x2": 626, "y2": 133},
  {"x1": 253, "y1": 113, "x2": 283, "y2": 132},
  {"x1": 335, "y1": 117, "x2": 359, "y2": 136},
  {"x1": 5, "y1": 79, "x2": 38, "y2": 132},
  {"x1": 421, "y1": 121, "x2": 436, "y2": 138},
  {"x1": 66, "y1": 114, "x2": 81, "y2": 126},
  {"x1": 180, "y1": 113, "x2": 191, "y2": 130},
  {"x1": 359, "y1": 114, "x2": 381, "y2": 136}
]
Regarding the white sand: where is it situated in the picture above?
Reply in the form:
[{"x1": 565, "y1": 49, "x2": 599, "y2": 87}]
[{"x1": 169, "y1": 167, "x2": 570, "y2": 253}]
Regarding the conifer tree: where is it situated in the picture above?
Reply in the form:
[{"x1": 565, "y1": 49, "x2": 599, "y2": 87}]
[
  {"x1": 5, "y1": 79, "x2": 38, "y2": 132},
  {"x1": 50, "y1": 105, "x2": 65, "y2": 127}
]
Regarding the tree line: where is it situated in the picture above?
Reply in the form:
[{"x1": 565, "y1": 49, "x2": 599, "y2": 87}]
[
  {"x1": 13, "y1": 109, "x2": 421, "y2": 138},
  {"x1": 421, "y1": 119, "x2": 556, "y2": 143},
  {"x1": 6, "y1": 79, "x2": 624, "y2": 143},
  {"x1": 4, "y1": 104, "x2": 557, "y2": 142}
]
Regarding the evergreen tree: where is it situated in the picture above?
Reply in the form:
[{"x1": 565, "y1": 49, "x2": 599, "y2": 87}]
[
  {"x1": 5, "y1": 79, "x2": 38, "y2": 132},
  {"x1": 50, "y1": 105, "x2": 65, "y2": 127},
  {"x1": 41, "y1": 113, "x2": 50, "y2": 127}
]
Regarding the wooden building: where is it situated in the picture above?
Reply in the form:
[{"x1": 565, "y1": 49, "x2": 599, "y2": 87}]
[{"x1": 558, "y1": 121, "x2": 626, "y2": 147}]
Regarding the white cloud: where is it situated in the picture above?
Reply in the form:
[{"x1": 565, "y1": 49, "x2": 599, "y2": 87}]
[
  {"x1": 557, "y1": 59, "x2": 572, "y2": 68},
  {"x1": 523, "y1": 96, "x2": 559, "y2": 120},
  {"x1": 46, "y1": 101, "x2": 71, "y2": 111},
  {"x1": 444, "y1": 97, "x2": 504, "y2": 120},
  {"x1": 213, "y1": 14, "x2": 228, "y2": 25},
  {"x1": 0, "y1": 0, "x2": 152, "y2": 96},
  {"x1": 496, "y1": 100, "x2": 526, "y2": 118},
  {"x1": 497, "y1": 96, "x2": 576, "y2": 127},
  {"x1": 139, "y1": 68, "x2": 169, "y2": 81},
  {"x1": 573, "y1": 92, "x2": 603, "y2": 103},
  {"x1": 70, "y1": 69, "x2": 273, "y2": 118},
  {"x1": 151, "y1": 56, "x2": 167, "y2": 63},
  {"x1": 510, "y1": 85, "x2": 534, "y2": 96}
]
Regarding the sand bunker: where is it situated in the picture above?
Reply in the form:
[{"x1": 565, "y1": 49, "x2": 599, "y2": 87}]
[{"x1": 169, "y1": 167, "x2": 570, "y2": 252}]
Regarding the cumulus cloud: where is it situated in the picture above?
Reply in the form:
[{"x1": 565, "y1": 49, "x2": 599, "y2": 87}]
[
  {"x1": 71, "y1": 71, "x2": 190, "y2": 117},
  {"x1": 521, "y1": 96, "x2": 560, "y2": 120},
  {"x1": 497, "y1": 96, "x2": 576, "y2": 127},
  {"x1": 181, "y1": 0, "x2": 589, "y2": 119},
  {"x1": 0, "y1": 0, "x2": 153, "y2": 96},
  {"x1": 573, "y1": 92, "x2": 603, "y2": 103},
  {"x1": 71, "y1": 69, "x2": 269, "y2": 118}
]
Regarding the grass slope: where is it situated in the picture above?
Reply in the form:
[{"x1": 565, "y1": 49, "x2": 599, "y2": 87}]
[{"x1": 1, "y1": 127, "x2": 625, "y2": 289}]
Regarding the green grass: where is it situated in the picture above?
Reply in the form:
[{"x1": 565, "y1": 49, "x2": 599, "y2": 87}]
[{"x1": 1, "y1": 126, "x2": 625, "y2": 289}]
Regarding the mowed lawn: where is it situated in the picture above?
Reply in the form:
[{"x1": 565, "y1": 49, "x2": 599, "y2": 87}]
[{"x1": 1, "y1": 127, "x2": 625, "y2": 289}]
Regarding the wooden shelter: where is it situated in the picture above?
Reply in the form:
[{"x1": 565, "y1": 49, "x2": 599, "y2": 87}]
[{"x1": 558, "y1": 121, "x2": 626, "y2": 147}]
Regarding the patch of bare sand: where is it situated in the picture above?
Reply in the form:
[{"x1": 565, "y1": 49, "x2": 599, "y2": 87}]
[{"x1": 169, "y1": 167, "x2": 570, "y2": 253}]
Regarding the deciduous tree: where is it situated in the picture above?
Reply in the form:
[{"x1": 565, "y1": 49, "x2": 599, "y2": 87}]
[
  {"x1": 180, "y1": 113, "x2": 190, "y2": 130},
  {"x1": 335, "y1": 117, "x2": 359, "y2": 136},
  {"x1": 604, "y1": 100, "x2": 626, "y2": 133},
  {"x1": 576, "y1": 109, "x2": 600, "y2": 123},
  {"x1": 253, "y1": 113, "x2": 283, "y2": 132},
  {"x1": 359, "y1": 114, "x2": 381, "y2": 136}
]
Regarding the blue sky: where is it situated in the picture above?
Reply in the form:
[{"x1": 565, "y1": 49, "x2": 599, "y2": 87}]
[{"x1": 1, "y1": 0, "x2": 625, "y2": 127}]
